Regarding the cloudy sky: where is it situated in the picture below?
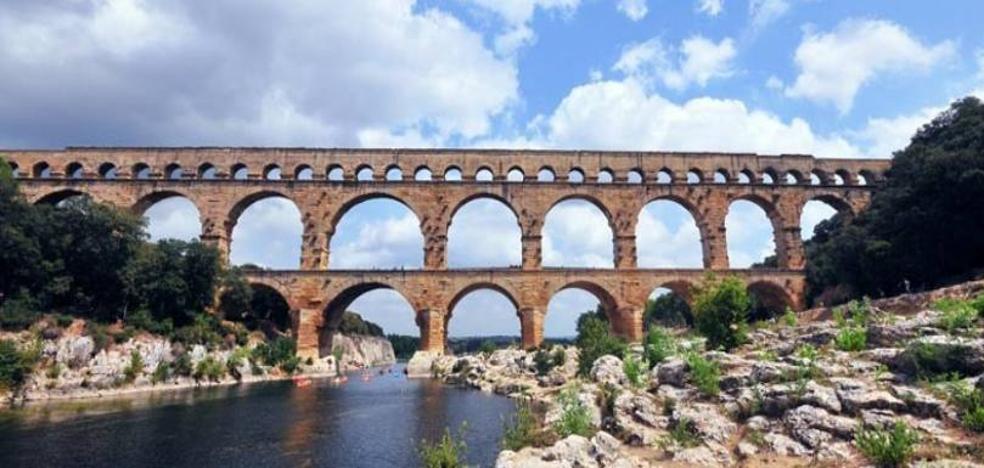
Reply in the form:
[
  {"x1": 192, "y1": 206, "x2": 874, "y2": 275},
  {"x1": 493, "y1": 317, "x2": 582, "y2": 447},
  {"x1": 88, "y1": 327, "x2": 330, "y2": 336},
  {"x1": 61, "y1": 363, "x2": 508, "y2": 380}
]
[{"x1": 6, "y1": 0, "x2": 983, "y2": 337}]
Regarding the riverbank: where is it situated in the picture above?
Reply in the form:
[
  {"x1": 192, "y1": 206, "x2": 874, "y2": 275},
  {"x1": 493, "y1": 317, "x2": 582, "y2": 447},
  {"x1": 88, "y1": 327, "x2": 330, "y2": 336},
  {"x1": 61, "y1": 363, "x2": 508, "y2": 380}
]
[
  {"x1": 0, "y1": 320, "x2": 395, "y2": 406},
  {"x1": 425, "y1": 284, "x2": 984, "y2": 467}
]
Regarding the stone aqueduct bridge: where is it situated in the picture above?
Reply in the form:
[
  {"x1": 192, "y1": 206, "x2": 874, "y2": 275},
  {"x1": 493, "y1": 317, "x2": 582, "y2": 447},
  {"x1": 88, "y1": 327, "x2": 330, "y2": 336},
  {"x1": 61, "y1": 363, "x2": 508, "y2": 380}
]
[{"x1": 5, "y1": 148, "x2": 890, "y2": 359}]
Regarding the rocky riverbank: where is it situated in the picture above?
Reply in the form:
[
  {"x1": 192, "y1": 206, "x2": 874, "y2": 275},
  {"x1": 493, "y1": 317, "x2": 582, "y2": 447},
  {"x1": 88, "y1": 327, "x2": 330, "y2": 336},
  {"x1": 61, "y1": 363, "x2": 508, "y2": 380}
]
[
  {"x1": 423, "y1": 284, "x2": 984, "y2": 467},
  {"x1": 0, "y1": 321, "x2": 395, "y2": 405}
]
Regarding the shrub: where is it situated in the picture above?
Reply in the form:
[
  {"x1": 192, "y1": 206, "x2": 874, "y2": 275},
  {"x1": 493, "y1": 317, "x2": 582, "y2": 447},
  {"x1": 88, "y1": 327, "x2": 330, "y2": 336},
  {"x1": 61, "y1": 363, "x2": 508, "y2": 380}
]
[
  {"x1": 45, "y1": 362, "x2": 62, "y2": 380},
  {"x1": 226, "y1": 347, "x2": 249, "y2": 381},
  {"x1": 151, "y1": 362, "x2": 170, "y2": 384},
  {"x1": 934, "y1": 298, "x2": 979, "y2": 332},
  {"x1": 854, "y1": 420, "x2": 919, "y2": 468},
  {"x1": 123, "y1": 350, "x2": 144, "y2": 383},
  {"x1": 86, "y1": 322, "x2": 112, "y2": 353},
  {"x1": 193, "y1": 356, "x2": 225, "y2": 382},
  {"x1": 54, "y1": 313, "x2": 75, "y2": 328},
  {"x1": 0, "y1": 339, "x2": 40, "y2": 393},
  {"x1": 419, "y1": 425, "x2": 467, "y2": 468},
  {"x1": 835, "y1": 326, "x2": 867, "y2": 351},
  {"x1": 944, "y1": 380, "x2": 984, "y2": 432},
  {"x1": 173, "y1": 314, "x2": 224, "y2": 349},
  {"x1": 575, "y1": 315, "x2": 627, "y2": 377},
  {"x1": 665, "y1": 417, "x2": 700, "y2": 448},
  {"x1": 280, "y1": 356, "x2": 302, "y2": 375},
  {"x1": 126, "y1": 309, "x2": 174, "y2": 336},
  {"x1": 692, "y1": 275, "x2": 750, "y2": 351},
  {"x1": 251, "y1": 337, "x2": 297, "y2": 368},
  {"x1": 781, "y1": 307, "x2": 797, "y2": 327},
  {"x1": 173, "y1": 352, "x2": 193, "y2": 377},
  {"x1": 533, "y1": 347, "x2": 566, "y2": 377},
  {"x1": 644, "y1": 327, "x2": 676, "y2": 367},
  {"x1": 553, "y1": 385, "x2": 594, "y2": 438},
  {"x1": 685, "y1": 353, "x2": 720, "y2": 397},
  {"x1": 623, "y1": 355, "x2": 646, "y2": 388},
  {"x1": 0, "y1": 291, "x2": 41, "y2": 330},
  {"x1": 501, "y1": 399, "x2": 542, "y2": 451}
]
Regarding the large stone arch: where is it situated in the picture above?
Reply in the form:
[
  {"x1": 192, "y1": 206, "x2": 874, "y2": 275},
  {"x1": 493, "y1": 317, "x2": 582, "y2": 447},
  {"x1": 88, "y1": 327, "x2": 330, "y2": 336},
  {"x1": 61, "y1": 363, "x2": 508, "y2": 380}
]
[
  {"x1": 747, "y1": 280, "x2": 796, "y2": 321},
  {"x1": 445, "y1": 281, "x2": 523, "y2": 345},
  {"x1": 227, "y1": 190, "x2": 303, "y2": 269},
  {"x1": 319, "y1": 281, "x2": 419, "y2": 357},
  {"x1": 727, "y1": 193, "x2": 785, "y2": 268},
  {"x1": 447, "y1": 193, "x2": 523, "y2": 268},
  {"x1": 327, "y1": 192, "x2": 425, "y2": 269},
  {"x1": 636, "y1": 195, "x2": 707, "y2": 268},
  {"x1": 541, "y1": 195, "x2": 617, "y2": 268}
]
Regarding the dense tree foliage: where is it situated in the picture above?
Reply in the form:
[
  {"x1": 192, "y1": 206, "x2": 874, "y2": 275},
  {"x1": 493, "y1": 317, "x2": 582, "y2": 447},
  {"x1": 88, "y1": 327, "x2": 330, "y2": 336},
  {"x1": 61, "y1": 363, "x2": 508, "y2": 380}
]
[
  {"x1": 0, "y1": 159, "x2": 242, "y2": 333},
  {"x1": 338, "y1": 311, "x2": 384, "y2": 336},
  {"x1": 643, "y1": 293, "x2": 692, "y2": 328},
  {"x1": 692, "y1": 275, "x2": 750, "y2": 351},
  {"x1": 575, "y1": 310, "x2": 627, "y2": 377},
  {"x1": 388, "y1": 334, "x2": 420, "y2": 360},
  {"x1": 807, "y1": 97, "x2": 984, "y2": 305}
]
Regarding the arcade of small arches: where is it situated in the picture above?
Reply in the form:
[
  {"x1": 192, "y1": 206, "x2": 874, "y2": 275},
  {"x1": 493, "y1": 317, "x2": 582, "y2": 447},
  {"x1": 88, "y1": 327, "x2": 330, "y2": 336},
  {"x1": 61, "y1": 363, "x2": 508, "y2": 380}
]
[{"x1": 5, "y1": 148, "x2": 890, "y2": 359}]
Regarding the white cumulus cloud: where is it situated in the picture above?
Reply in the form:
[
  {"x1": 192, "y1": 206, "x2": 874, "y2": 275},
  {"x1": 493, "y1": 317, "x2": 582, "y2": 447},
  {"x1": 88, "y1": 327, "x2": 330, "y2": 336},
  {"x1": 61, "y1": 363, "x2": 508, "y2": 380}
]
[
  {"x1": 614, "y1": 35, "x2": 737, "y2": 91},
  {"x1": 785, "y1": 19, "x2": 956, "y2": 114},
  {"x1": 696, "y1": 0, "x2": 723, "y2": 17},
  {"x1": 617, "y1": 0, "x2": 648, "y2": 21}
]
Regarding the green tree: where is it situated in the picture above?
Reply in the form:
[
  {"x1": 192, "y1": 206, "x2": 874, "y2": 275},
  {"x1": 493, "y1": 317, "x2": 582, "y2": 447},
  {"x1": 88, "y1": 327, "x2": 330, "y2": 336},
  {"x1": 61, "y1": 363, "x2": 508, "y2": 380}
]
[
  {"x1": 575, "y1": 313, "x2": 627, "y2": 377},
  {"x1": 643, "y1": 293, "x2": 692, "y2": 328},
  {"x1": 692, "y1": 275, "x2": 750, "y2": 351},
  {"x1": 807, "y1": 97, "x2": 984, "y2": 304},
  {"x1": 124, "y1": 239, "x2": 220, "y2": 326}
]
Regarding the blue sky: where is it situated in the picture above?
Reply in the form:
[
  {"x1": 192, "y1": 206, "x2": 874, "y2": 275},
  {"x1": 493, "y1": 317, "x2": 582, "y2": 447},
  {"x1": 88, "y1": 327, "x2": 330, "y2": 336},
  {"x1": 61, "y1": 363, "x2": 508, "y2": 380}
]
[{"x1": 4, "y1": 0, "x2": 983, "y2": 337}]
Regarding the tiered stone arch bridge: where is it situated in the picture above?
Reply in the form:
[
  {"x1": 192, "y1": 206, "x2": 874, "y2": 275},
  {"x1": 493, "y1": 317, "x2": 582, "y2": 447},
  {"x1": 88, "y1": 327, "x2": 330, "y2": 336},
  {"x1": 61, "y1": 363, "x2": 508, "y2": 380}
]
[{"x1": 4, "y1": 148, "x2": 889, "y2": 359}]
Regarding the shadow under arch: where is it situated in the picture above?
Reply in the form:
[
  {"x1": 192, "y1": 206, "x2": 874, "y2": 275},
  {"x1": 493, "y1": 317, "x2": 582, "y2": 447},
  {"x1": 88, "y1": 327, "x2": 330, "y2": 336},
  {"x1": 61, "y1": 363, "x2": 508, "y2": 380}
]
[
  {"x1": 220, "y1": 281, "x2": 297, "y2": 338},
  {"x1": 34, "y1": 189, "x2": 87, "y2": 206},
  {"x1": 747, "y1": 280, "x2": 795, "y2": 321}
]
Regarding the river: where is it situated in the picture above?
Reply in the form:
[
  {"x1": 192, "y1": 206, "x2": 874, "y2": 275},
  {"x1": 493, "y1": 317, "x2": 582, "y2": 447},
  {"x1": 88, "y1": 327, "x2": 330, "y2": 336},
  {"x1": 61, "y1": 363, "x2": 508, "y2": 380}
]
[{"x1": 0, "y1": 364, "x2": 516, "y2": 467}]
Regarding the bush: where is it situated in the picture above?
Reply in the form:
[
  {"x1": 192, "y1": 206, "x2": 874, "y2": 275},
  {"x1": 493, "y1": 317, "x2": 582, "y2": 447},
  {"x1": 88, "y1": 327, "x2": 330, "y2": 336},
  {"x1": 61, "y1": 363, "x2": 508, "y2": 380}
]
[
  {"x1": 781, "y1": 307, "x2": 797, "y2": 327},
  {"x1": 835, "y1": 326, "x2": 867, "y2": 351},
  {"x1": 692, "y1": 275, "x2": 750, "y2": 351},
  {"x1": 623, "y1": 355, "x2": 645, "y2": 388},
  {"x1": 251, "y1": 337, "x2": 297, "y2": 368},
  {"x1": 419, "y1": 425, "x2": 467, "y2": 468},
  {"x1": 173, "y1": 352, "x2": 193, "y2": 377},
  {"x1": 123, "y1": 350, "x2": 144, "y2": 383},
  {"x1": 685, "y1": 353, "x2": 720, "y2": 397},
  {"x1": 934, "y1": 298, "x2": 979, "y2": 332},
  {"x1": 0, "y1": 338, "x2": 41, "y2": 393},
  {"x1": 944, "y1": 380, "x2": 984, "y2": 432},
  {"x1": 501, "y1": 399, "x2": 543, "y2": 451},
  {"x1": 46, "y1": 362, "x2": 62, "y2": 380},
  {"x1": 226, "y1": 347, "x2": 250, "y2": 381},
  {"x1": 854, "y1": 420, "x2": 919, "y2": 468},
  {"x1": 665, "y1": 417, "x2": 700, "y2": 448},
  {"x1": 644, "y1": 327, "x2": 676, "y2": 367},
  {"x1": 126, "y1": 309, "x2": 174, "y2": 337},
  {"x1": 85, "y1": 322, "x2": 112, "y2": 353},
  {"x1": 151, "y1": 362, "x2": 170, "y2": 384},
  {"x1": 0, "y1": 291, "x2": 41, "y2": 330},
  {"x1": 173, "y1": 314, "x2": 224, "y2": 349},
  {"x1": 553, "y1": 385, "x2": 594, "y2": 438},
  {"x1": 193, "y1": 356, "x2": 225, "y2": 382},
  {"x1": 280, "y1": 356, "x2": 302, "y2": 375},
  {"x1": 575, "y1": 315, "x2": 627, "y2": 377}
]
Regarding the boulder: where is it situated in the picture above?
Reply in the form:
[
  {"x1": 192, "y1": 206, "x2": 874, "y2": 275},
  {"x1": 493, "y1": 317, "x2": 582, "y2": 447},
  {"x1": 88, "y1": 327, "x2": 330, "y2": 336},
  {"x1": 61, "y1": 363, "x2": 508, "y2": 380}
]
[
  {"x1": 672, "y1": 403, "x2": 736, "y2": 444},
  {"x1": 784, "y1": 405, "x2": 858, "y2": 439},
  {"x1": 763, "y1": 432, "x2": 810, "y2": 456},
  {"x1": 405, "y1": 351, "x2": 440, "y2": 378},
  {"x1": 655, "y1": 358, "x2": 688, "y2": 387},
  {"x1": 56, "y1": 336, "x2": 94, "y2": 369},
  {"x1": 891, "y1": 336, "x2": 984, "y2": 377},
  {"x1": 590, "y1": 355, "x2": 626, "y2": 386},
  {"x1": 832, "y1": 378, "x2": 907, "y2": 415}
]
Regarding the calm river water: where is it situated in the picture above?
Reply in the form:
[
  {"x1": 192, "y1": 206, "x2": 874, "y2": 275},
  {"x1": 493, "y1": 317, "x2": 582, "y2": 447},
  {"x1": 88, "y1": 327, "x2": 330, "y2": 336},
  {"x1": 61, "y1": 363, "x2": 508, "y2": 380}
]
[{"x1": 0, "y1": 364, "x2": 516, "y2": 467}]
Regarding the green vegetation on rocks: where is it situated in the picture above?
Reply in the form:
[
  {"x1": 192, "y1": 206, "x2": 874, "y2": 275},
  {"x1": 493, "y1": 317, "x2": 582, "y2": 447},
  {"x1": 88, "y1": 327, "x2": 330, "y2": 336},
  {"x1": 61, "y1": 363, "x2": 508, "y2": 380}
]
[
  {"x1": 692, "y1": 275, "x2": 750, "y2": 351},
  {"x1": 854, "y1": 421, "x2": 919, "y2": 468}
]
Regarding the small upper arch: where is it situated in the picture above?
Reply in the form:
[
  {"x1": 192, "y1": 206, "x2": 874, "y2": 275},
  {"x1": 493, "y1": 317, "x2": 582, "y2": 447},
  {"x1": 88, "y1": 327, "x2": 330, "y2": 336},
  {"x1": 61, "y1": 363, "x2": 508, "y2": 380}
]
[
  {"x1": 263, "y1": 164, "x2": 282, "y2": 180},
  {"x1": 475, "y1": 166, "x2": 495, "y2": 182},
  {"x1": 761, "y1": 168, "x2": 778, "y2": 185},
  {"x1": 198, "y1": 163, "x2": 218, "y2": 180},
  {"x1": 507, "y1": 166, "x2": 525, "y2": 182},
  {"x1": 231, "y1": 163, "x2": 249, "y2": 180},
  {"x1": 33, "y1": 161, "x2": 52, "y2": 179},
  {"x1": 713, "y1": 169, "x2": 729, "y2": 184},
  {"x1": 537, "y1": 166, "x2": 556, "y2": 182},
  {"x1": 327, "y1": 164, "x2": 345, "y2": 181},
  {"x1": 444, "y1": 165, "x2": 463, "y2": 181},
  {"x1": 597, "y1": 168, "x2": 614, "y2": 184},
  {"x1": 355, "y1": 164, "x2": 374, "y2": 181},
  {"x1": 165, "y1": 163, "x2": 183, "y2": 180},
  {"x1": 385, "y1": 164, "x2": 404, "y2": 181},
  {"x1": 414, "y1": 165, "x2": 433, "y2": 181},
  {"x1": 294, "y1": 164, "x2": 314, "y2": 181},
  {"x1": 784, "y1": 170, "x2": 803, "y2": 185},
  {"x1": 656, "y1": 168, "x2": 673, "y2": 184},
  {"x1": 66, "y1": 162, "x2": 85, "y2": 179},
  {"x1": 98, "y1": 162, "x2": 118, "y2": 179},
  {"x1": 686, "y1": 168, "x2": 703, "y2": 184}
]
